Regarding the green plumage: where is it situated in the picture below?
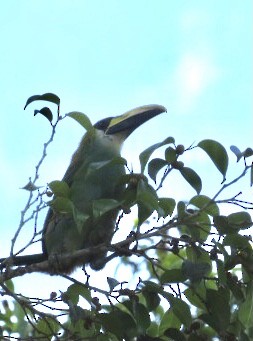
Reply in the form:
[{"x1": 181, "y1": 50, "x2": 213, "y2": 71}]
[
  {"x1": 43, "y1": 129, "x2": 125, "y2": 273},
  {"x1": 42, "y1": 104, "x2": 166, "y2": 274}
]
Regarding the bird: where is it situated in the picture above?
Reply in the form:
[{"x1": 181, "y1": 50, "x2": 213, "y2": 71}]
[{"x1": 0, "y1": 104, "x2": 166, "y2": 274}]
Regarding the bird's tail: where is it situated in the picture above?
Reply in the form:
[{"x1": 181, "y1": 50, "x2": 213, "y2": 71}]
[{"x1": 0, "y1": 253, "x2": 47, "y2": 269}]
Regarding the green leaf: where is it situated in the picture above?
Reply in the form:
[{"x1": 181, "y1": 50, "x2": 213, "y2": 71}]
[
  {"x1": 161, "y1": 269, "x2": 187, "y2": 284},
  {"x1": 200, "y1": 288, "x2": 231, "y2": 332},
  {"x1": 107, "y1": 277, "x2": 120, "y2": 291},
  {"x1": 49, "y1": 197, "x2": 73, "y2": 214},
  {"x1": 142, "y1": 280, "x2": 162, "y2": 293},
  {"x1": 184, "y1": 287, "x2": 206, "y2": 310},
  {"x1": 4, "y1": 280, "x2": 14, "y2": 292},
  {"x1": 165, "y1": 146, "x2": 177, "y2": 163},
  {"x1": 177, "y1": 201, "x2": 187, "y2": 220},
  {"x1": 160, "y1": 292, "x2": 192, "y2": 328},
  {"x1": 216, "y1": 259, "x2": 227, "y2": 287},
  {"x1": 159, "y1": 309, "x2": 181, "y2": 335},
  {"x1": 182, "y1": 260, "x2": 211, "y2": 283},
  {"x1": 223, "y1": 234, "x2": 251, "y2": 249},
  {"x1": 137, "y1": 179, "x2": 159, "y2": 225},
  {"x1": 179, "y1": 167, "x2": 202, "y2": 194},
  {"x1": 158, "y1": 198, "x2": 176, "y2": 217},
  {"x1": 24, "y1": 92, "x2": 60, "y2": 109},
  {"x1": 89, "y1": 157, "x2": 126, "y2": 172},
  {"x1": 35, "y1": 317, "x2": 60, "y2": 336},
  {"x1": 142, "y1": 288, "x2": 161, "y2": 312},
  {"x1": 198, "y1": 139, "x2": 228, "y2": 181},
  {"x1": 48, "y1": 180, "x2": 70, "y2": 198},
  {"x1": 213, "y1": 215, "x2": 230, "y2": 234},
  {"x1": 72, "y1": 206, "x2": 90, "y2": 233},
  {"x1": 183, "y1": 211, "x2": 211, "y2": 242},
  {"x1": 92, "y1": 199, "x2": 120, "y2": 219},
  {"x1": 67, "y1": 111, "x2": 93, "y2": 131},
  {"x1": 227, "y1": 211, "x2": 252, "y2": 230},
  {"x1": 238, "y1": 283, "x2": 253, "y2": 328},
  {"x1": 148, "y1": 158, "x2": 168, "y2": 183},
  {"x1": 66, "y1": 283, "x2": 92, "y2": 305},
  {"x1": 139, "y1": 136, "x2": 175, "y2": 173},
  {"x1": 170, "y1": 297, "x2": 192, "y2": 328},
  {"x1": 226, "y1": 272, "x2": 245, "y2": 301},
  {"x1": 189, "y1": 195, "x2": 219, "y2": 216},
  {"x1": 133, "y1": 303, "x2": 151, "y2": 335},
  {"x1": 34, "y1": 107, "x2": 53, "y2": 123},
  {"x1": 99, "y1": 309, "x2": 137, "y2": 339}
]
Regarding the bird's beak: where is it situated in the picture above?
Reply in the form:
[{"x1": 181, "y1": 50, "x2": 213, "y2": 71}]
[{"x1": 105, "y1": 104, "x2": 166, "y2": 137}]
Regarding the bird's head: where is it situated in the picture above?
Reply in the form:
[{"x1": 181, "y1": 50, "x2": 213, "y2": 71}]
[{"x1": 93, "y1": 104, "x2": 166, "y2": 146}]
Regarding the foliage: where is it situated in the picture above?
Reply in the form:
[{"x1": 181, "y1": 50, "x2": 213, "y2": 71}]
[{"x1": 0, "y1": 94, "x2": 253, "y2": 340}]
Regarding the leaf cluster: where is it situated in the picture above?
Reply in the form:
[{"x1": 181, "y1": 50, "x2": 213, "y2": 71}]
[{"x1": 0, "y1": 94, "x2": 253, "y2": 340}]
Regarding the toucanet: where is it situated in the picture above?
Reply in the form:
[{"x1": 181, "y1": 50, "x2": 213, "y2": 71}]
[{"x1": 0, "y1": 104, "x2": 166, "y2": 274}]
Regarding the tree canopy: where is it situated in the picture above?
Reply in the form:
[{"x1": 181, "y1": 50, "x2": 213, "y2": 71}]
[{"x1": 0, "y1": 94, "x2": 252, "y2": 340}]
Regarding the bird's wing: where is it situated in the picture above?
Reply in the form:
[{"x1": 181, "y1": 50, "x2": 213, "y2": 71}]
[{"x1": 61, "y1": 136, "x2": 88, "y2": 187}]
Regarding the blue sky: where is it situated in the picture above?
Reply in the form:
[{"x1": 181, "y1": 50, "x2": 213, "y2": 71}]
[{"x1": 0, "y1": 1, "x2": 252, "y2": 295}]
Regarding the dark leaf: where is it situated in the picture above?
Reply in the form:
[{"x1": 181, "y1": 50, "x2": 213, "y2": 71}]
[
  {"x1": 182, "y1": 260, "x2": 211, "y2": 283},
  {"x1": 148, "y1": 158, "x2": 168, "y2": 183},
  {"x1": 179, "y1": 167, "x2": 202, "y2": 194},
  {"x1": 161, "y1": 269, "x2": 187, "y2": 284},
  {"x1": 99, "y1": 309, "x2": 137, "y2": 339},
  {"x1": 226, "y1": 272, "x2": 245, "y2": 301},
  {"x1": 164, "y1": 328, "x2": 187, "y2": 341},
  {"x1": 107, "y1": 277, "x2": 120, "y2": 291},
  {"x1": 21, "y1": 180, "x2": 42, "y2": 192},
  {"x1": 24, "y1": 92, "x2": 60, "y2": 109},
  {"x1": 177, "y1": 201, "x2": 187, "y2": 220},
  {"x1": 200, "y1": 288, "x2": 230, "y2": 332},
  {"x1": 216, "y1": 259, "x2": 227, "y2": 287},
  {"x1": 213, "y1": 215, "x2": 230, "y2": 234},
  {"x1": 133, "y1": 303, "x2": 151, "y2": 335},
  {"x1": 230, "y1": 145, "x2": 243, "y2": 162},
  {"x1": 142, "y1": 289, "x2": 161, "y2": 311},
  {"x1": 34, "y1": 107, "x2": 53, "y2": 123},
  {"x1": 139, "y1": 136, "x2": 175, "y2": 173},
  {"x1": 242, "y1": 147, "x2": 253, "y2": 158},
  {"x1": 142, "y1": 281, "x2": 162, "y2": 293},
  {"x1": 198, "y1": 139, "x2": 228, "y2": 182}
]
